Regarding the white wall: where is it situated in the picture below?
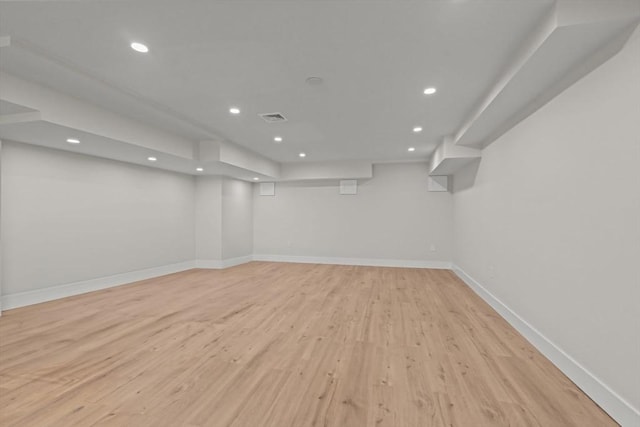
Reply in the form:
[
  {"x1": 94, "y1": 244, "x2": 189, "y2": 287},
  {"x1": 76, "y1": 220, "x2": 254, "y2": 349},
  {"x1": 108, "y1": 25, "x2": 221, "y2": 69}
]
[
  {"x1": 254, "y1": 163, "x2": 453, "y2": 264},
  {"x1": 222, "y1": 178, "x2": 253, "y2": 260},
  {"x1": 453, "y1": 26, "x2": 640, "y2": 420},
  {"x1": 1, "y1": 141, "x2": 196, "y2": 295},
  {"x1": 194, "y1": 176, "x2": 253, "y2": 264},
  {"x1": 195, "y1": 176, "x2": 223, "y2": 261},
  {"x1": 0, "y1": 140, "x2": 3, "y2": 312}
]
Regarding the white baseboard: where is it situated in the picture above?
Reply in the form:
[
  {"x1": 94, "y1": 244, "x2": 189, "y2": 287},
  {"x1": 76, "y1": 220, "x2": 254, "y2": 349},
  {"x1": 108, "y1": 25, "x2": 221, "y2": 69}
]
[
  {"x1": 253, "y1": 254, "x2": 451, "y2": 269},
  {"x1": 222, "y1": 255, "x2": 254, "y2": 268},
  {"x1": 0, "y1": 255, "x2": 444, "y2": 313},
  {"x1": 1, "y1": 256, "x2": 256, "y2": 311},
  {"x1": 194, "y1": 259, "x2": 223, "y2": 269},
  {"x1": 195, "y1": 255, "x2": 253, "y2": 269},
  {"x1": 452, "y1": 264, "x2": 640, "y2": 427},
  {"x1": 1, "y1": 260, "x2": 196, "y2": 311}
]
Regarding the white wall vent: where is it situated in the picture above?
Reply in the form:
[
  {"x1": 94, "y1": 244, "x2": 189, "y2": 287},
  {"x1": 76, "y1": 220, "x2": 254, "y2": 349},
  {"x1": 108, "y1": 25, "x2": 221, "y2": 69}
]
[
  {"x1": 259, "y1": 182, "x2": 276, "y2": 196},
  {"x1": 259, "y1": 112, "x2": 287, "y2": 123},
  {"x1": 340, "y1": 180, "x2": 358, "y2": 195}
]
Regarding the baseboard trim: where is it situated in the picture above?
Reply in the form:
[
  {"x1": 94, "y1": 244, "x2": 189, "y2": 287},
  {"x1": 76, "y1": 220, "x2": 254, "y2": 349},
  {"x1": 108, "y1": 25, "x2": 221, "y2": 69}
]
[
  {"x1": 195, "y1": 255, "x2": 253, "y2": 269},
  {"x1": 222, "y1": 255, "x2": 254, "y2": 268},
  {"x1": 253, "y1": 254, "x2": 451, "y2": 269},
  {"x1": 0, "y1": 255, "x2": 446, "y2": 312},
  {"x1": 1, "y1": 261, "x2": 197, "y2": 311},
  {"x1": 452, "y1": 264, "x2": 640, "y2": 427}
]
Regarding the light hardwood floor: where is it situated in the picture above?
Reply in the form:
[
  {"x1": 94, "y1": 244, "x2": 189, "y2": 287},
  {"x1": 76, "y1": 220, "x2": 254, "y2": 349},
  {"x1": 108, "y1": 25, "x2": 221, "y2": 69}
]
[{"x1": 0, "y1": 263, "x2": 615, "y2": 426}]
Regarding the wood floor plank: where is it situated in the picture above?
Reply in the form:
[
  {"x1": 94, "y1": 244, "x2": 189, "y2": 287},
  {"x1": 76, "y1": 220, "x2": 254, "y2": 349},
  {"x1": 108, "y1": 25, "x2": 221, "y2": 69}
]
[{"x1": 0, "y1": 263, "x2": 616, "y2": 426}]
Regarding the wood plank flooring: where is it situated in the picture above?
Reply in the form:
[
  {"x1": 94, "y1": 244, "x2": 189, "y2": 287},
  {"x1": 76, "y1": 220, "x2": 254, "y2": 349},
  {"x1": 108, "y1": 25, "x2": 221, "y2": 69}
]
[{"x1": 0, "y1": 262, "x2": 615, "y2": 426}]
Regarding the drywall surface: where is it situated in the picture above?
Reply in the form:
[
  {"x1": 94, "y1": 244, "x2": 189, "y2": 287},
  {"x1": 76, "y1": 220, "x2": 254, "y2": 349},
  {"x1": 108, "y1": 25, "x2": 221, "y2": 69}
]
[
  {"x1": 0, "y1": 140, "x2": 3, "y2": 312},
  {"x1": 254, "y1": 162, "x2": 453, "y2": 263},
  {"x1": 1, "y1": 141, "x2": 196, "y2": 295},
  {"x1": 195, "y1": 176, "x2": 223, "y2": 261},
  {"x1": 222, "y1": 178, "x2": 253, "y2": 260},
  {"x1": 453, "y1": 27, "x2": 640, "y2": 414}
]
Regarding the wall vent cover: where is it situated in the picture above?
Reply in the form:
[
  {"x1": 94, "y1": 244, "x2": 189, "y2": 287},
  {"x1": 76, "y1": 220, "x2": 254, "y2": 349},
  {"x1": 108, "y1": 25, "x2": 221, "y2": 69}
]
[{"x1": 259, "y1": 112, "x2": 287, "y2": 123}]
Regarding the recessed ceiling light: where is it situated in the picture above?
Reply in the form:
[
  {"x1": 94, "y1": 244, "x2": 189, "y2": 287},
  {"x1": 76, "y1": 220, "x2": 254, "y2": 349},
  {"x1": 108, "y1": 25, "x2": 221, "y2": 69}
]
[
  {"x1": 196, "y1": 167, "x2": 204, "y2": 172},
  {"x1": 408, "y1": 147, "x2": 416, "y2": 152},
  {"x1": 423, "y1": 87, "x2": 437, "y2": 95},
  {"x1": 299, "y1": 152, "x2": 306, "y2": 158},
  {"x1": 130, "y1": 42, "x2": 149, "y2": 53},
  {"x1": 274, "y1": 136, "x2": 283, "y2": 143},
  {"x1": 305, "y1": 76, "x2": 324, "y2": 86},
  {"x1": 229, "y1": 107, "x2": 240, "y2": 115},
  {"x1": 147, "y1": 156, "x2": 157, "y2": 162},
  {"x1": 253, "y1": 177, "x2": 260, "y2": 181},
  {"x1": 66, "y1": 138, "x2": 80, "y2": 144},
  {"x1": 413, "y1": 126, "x2": 422, "y2": 133}
]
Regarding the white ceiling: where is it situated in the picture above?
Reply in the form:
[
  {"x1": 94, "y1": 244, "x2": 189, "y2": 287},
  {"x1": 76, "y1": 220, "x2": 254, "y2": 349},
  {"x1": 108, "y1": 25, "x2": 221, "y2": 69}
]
[{"x1": 0, "y1": 0, "x2": 555, "y2": 163}]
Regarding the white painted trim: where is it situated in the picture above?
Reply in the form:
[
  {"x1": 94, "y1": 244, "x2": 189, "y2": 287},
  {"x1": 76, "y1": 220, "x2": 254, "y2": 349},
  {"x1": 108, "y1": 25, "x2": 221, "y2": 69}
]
[
  {"x1": 222, "y1": 255, "x2": 254, "y2": 268},
  {"x1": 194, "y1": 255, "x2": 253, "y2": 269},
  {"x1": 194, "y1": 259, "x2": 223, "y2": 269},
  {"x1": 1, "y1": 261, "x2": 196, "y2": 310},
  {"x1": 253, "y1": 254, "x2": 451, "y2": 269},
  {"x1": 452, "y1": 264, "x2": 640, "y2": 427},
  {"x1": 2, "y1": 256, "x2": 257, "y2": 311}
]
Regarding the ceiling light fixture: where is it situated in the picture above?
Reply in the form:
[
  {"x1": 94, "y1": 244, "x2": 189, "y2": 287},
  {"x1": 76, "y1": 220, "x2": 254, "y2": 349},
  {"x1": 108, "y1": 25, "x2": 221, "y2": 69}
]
[
  {"x1": 423, "y1": 87, "x2": 437, "y2": 95},
  {"x1": 413, "y1": 126, "x2": 422, "y2": 133},
  {"x1": 130, "y1": 42, "x2": 149, "y2": 53},
  {"x1": 229, "y1": 107, "x2": 240, "y2": 115},
  {"x1": 253, "y1": 177, "x2": 260, "y2": 181},
  {"x1": 305, "y1": 76, "x2": 324, "y2": 86},
  {"x1": 274, "y1": 136, "x2": 283, "y2": 143},
  {"x1": 147, "y1": 156, "x2": 157, "y2": 162},
  {"x1": 196, "y1": 167, "x2": 204, "y2": 172},
  {"x1": 66, "y1": 138, "x2": 80, "y2": 144},
  {"x1": 299, "y1": 152, "x2": 306, "y2": 158},
  {"x1": 408, "y1": 147, "x2": 416, "y2": 152}
]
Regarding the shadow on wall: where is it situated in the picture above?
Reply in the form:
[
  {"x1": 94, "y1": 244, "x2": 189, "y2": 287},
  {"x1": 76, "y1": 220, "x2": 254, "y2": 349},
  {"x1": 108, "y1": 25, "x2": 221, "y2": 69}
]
[{"x1": 452, "y1": 159, "x2": 482, "y2": 193}]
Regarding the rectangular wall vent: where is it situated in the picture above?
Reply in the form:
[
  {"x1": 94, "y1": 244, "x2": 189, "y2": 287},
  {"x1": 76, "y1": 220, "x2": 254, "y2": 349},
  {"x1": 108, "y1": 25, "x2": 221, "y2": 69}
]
[
  {"x1": 259, "y1": 182, "x2": 276, "y2": 196},
  {"x1": 340, "y1": 180, "x2": 358, "y2": 195},
  {"x1": 259, "y1": 112, "x2": 287, "y2": 123}
]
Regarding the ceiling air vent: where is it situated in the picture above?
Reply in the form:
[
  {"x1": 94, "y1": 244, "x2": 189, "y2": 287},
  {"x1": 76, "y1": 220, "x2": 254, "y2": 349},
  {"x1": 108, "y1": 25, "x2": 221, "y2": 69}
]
[{"x1": 259, "y1": 112, "x2": 287, "y2": 123}]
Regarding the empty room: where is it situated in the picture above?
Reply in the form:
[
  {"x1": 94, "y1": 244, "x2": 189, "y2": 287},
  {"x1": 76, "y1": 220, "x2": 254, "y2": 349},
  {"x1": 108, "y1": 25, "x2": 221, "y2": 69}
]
[{"x1": 0, "y1": 1, "x2": 638, "y2": 426}]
